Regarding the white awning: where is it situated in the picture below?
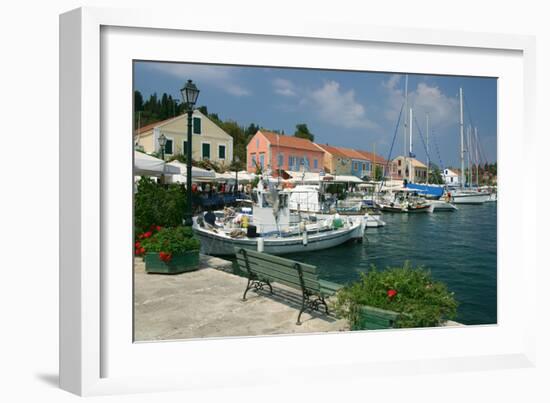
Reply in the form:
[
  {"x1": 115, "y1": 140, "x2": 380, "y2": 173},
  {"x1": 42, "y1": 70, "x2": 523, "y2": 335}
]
[
  {"x1": 134, "y1": 151, "x2": 180, "y2": 176},
  {"x1": 166, "y1": 160, "x2": 216, "y2": 183},
  {"x1": 329, "y1": 175, "x2": 363, "y2": 183}
]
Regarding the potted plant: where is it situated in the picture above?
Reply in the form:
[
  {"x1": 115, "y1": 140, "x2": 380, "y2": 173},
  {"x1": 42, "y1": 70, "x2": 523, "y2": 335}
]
[
  {"x1": 138, "y1": 226, "x2": 201, "y2": 274},
  {"x1": 333, "y1": 262, "x2": 458, "y2": 330}
]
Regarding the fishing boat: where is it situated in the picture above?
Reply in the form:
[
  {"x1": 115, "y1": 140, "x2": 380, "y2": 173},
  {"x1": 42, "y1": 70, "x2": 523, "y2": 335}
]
[
  {"x1": 377, "y1": 188, "x2": 434, "y2": 213},
  {"x1": 193, "y1": 185, "x2": 363, "y2": 256},
  {"x1": 287, "y1": 185, "x2": 386, "y2": 228}
]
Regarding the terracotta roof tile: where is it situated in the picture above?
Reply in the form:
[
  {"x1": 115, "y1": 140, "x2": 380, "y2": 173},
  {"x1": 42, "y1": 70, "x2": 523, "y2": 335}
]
[
  {"x1": 134, "y1": 116, "x2": 179, "y2": 135},
  {"x1": 356, "y1": 150, "x2": 389, "y2": 165},
  {"x1": 314, "y1": 143, "x2": 350, "y2": 157},
  {"x1": 335, "y1": 146, "x2": 367, "y2": 160},
  {"x1": 260, "y1": 131, "x2": 322, "y2": 152}
]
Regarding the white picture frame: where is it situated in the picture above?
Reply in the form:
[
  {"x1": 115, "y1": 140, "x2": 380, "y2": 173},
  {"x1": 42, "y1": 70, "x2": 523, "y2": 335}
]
[{"x1": 59, "y1": 7, "x2": 537, "y2": 396}]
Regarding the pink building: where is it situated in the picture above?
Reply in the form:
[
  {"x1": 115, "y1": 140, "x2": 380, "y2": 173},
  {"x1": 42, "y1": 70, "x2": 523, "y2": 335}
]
[{"x1": 246, "y1": 130, "x2": 325, "y2": 173}]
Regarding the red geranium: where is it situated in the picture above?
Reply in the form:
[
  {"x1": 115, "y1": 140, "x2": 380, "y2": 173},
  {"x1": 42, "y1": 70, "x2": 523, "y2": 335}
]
[
  {"x1": 143, "y1": 231, "x2": 153, "y2": 239},
  {"x1": 387, "y1": 289, "x2": 398, "y2": 299},
  {"x1": 135, "y1": 241, "x2": 141, "y2": 248},
  {"x1": 156, "y1": 225, "x2": 162, "y2": 232},
  {"x1": 158, "y1": 251, "x2": 172, "y2": 262}
]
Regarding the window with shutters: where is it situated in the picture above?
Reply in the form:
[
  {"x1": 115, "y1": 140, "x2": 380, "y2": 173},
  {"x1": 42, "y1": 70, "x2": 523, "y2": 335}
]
[
  {"x1": 202, "y1": 143, "x2": 210, "y2": 159},
  {"x1": 218, "y1": 144, "x2": 226, "y2": 160},
  {"x1": 193, "y1": 117, "x2": 201, "y2": 134},
  {"x1": 164, "y1": 139, "x2": 173, "y2": 155}
]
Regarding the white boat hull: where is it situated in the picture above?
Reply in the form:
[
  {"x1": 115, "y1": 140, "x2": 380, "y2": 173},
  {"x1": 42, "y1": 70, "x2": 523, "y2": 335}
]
[
  {"x1": 194, "y1": 222, "x2": 363, "y2": 256},
  {"x1": 431, "y1": 200, "x2": 458, "y2": 211},
  {"x1": 451, "y1": 192, "x2": 491, "y2": 204},
  {"x1": 316, "y1": 212, "x2": 386, "y2": 229}
]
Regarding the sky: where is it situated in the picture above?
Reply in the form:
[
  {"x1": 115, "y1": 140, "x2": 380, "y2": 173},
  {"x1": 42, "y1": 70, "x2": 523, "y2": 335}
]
[{"x1": 134, "y1": 61, "x2": 497, "y2": 167}]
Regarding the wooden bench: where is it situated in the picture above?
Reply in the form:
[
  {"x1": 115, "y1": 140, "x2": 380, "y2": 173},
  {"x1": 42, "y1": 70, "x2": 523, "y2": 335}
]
[
  {"x1": 235, "y1": 248, "x2": 343, "y2": 325},
  {"x1": 352, "y1": 305, "x2": 400, "y2": 330}
]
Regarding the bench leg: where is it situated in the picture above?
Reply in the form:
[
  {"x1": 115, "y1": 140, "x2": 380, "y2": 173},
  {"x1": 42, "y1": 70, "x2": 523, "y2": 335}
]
[
  {"x1": 242, "y1": 278, "x2": 272, "y2": 301},
  {"x1": 320, "y1": 297, "x2": 329, "y2": 314},
  {"x1": 297, "y1": 290, "x2": 313, "y2": 325},
  {"x1": 297, "y1": 294, "x2": 306, "y2": 325},
  {"x1": 242, "y1": 278, "x2": 253, "y2": 301}
]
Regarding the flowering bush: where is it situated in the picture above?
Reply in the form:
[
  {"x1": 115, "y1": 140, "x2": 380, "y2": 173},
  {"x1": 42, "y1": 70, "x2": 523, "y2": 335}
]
[
  {"x1": 333, "y1": 262, "x2": 458, "y2": 329},
  {"x1": 134, "y1": 177, "x2": 187, "y2": 234},
  {"x1": 137, "y1": 226, "x2": 200, "y2": 262}
]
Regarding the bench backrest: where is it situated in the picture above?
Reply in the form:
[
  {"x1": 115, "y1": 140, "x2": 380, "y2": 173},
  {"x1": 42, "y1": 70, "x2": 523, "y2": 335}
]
[{"x1": 235, "y1": 248, "x2": 320, "y2": 293}]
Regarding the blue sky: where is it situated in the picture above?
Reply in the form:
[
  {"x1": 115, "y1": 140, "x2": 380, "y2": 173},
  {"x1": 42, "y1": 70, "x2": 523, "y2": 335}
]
[{"x1": 134, "y1": 61, "x2": 497, "y2": 167}]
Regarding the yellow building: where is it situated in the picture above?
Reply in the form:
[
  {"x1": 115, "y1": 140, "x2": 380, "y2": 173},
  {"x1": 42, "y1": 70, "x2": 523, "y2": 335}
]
[
  {"x1": 392, "y1": 156, "x2": 428, "y2": 182},
  {"x1": 134, "y1": 110, "x2": 233, "y2": 166}
]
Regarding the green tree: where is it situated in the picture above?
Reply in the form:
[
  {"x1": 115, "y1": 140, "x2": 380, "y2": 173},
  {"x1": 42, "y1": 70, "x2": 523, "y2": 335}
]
[
  {"x1": 428, "y1": 163, "x2": 444, "y2": 184},
  {"x1": 134, "y1": 90, "x2": 144, "y2": 111},
  {"x1": 245, "y1": 123, "x2": 260, "y2": 138},
  {"x1": 294, "y1": 123, "x2": 314, "y2": 141}
]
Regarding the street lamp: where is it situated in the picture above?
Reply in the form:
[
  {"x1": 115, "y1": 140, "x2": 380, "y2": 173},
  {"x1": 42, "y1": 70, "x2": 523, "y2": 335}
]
[
  {"x1": 158, "y1": 133, "x2": 167, "y2": 160},
  {"x1": 157, "y1": 133, "x2": 167, "y2": 184},
  {"x1": 234, "y1": 156, "x2": 240, "y2": 195},
  {"x1": 180, "y1": 80, "x2": 200, "y2": 226}
]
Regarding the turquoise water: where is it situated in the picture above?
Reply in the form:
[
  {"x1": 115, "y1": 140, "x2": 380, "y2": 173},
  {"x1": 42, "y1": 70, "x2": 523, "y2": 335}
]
[{"x1": 285, "y1": 202, "x2": 497, "y2": 325}]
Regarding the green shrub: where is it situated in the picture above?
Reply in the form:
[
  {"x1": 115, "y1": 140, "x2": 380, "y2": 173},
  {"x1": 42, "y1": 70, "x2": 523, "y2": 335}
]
[
  {"x1": 139, "y1": 226, "x2": 200, "y2": 255},
  {"x1": 333, "y1": 262, "x2": 458, "y2": 329},
  {"x1": 134, "y1": 177, "x2": 187, "y2": 233}
]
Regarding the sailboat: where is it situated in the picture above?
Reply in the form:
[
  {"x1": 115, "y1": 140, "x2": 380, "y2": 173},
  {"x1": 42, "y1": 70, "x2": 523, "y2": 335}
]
[
  {"x1": 401, "y1": 78, "x2": 445, "y2": 202},
  {"x1": 450, "y1": 88, "x2": 491, "y2": 205}
]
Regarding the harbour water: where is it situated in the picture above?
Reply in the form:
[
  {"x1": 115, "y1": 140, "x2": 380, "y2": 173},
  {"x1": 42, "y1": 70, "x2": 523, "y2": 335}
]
[{"x1": 282, "y1": 202, "x2": 498, "y2": 326}]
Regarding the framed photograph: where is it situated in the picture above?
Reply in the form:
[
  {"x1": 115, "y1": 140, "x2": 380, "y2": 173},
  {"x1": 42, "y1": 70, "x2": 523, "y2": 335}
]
[{"x1": 60, "y1": 7, "x2": 537, "y2": 396}]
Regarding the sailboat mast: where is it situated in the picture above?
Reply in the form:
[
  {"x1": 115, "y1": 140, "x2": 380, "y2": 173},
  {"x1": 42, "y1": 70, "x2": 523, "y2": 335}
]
[
  {"x1": 474, "y1": 127, "x2": 479, "y2": 187},
  {"x1": 467, "y1": 125, "x2": 471, "y2": 187},
  {"x1": 403, "y1": 75, "x2": 408, "y2": 182},
  {"x1": 459, "y1": 87, "x2": 465, "y2": 188},
  {"x1": 426, "y1": 113, "x2": 430, "y2": 184},
  {"x1": 409, "y1": 107, "x2": 413, "y2": 182}
]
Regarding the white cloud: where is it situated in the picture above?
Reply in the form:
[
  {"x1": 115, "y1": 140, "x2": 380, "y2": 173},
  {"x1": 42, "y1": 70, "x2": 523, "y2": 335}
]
[
  {"x1": 305, "y1": 81, "x2": 377, "y2": 129},
  {"x1": 272, "y1": 78, "x2": 297, "y2": 97},
  {"x1": 409, "y1": 83, "x2": 458, "y2": 129},
  {"x1": 382, "y1": 74, "x2": 401, "y2": 90},
  {"x1": 145, "y1": 63, "x2": 251, "y2": 97},
  {"x1": 382, "y1": 76, "x2": 458, "y2": 130}
]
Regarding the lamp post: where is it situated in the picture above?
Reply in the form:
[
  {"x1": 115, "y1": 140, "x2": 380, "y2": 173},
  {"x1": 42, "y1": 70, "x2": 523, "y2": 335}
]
[
  {"x1": 158, "y1": 133, "x2": 167, "y2": 184},
  {"x1": 234, "y1": 156, "x2": 240, "y2": 195},
  {"x1": 180, "y1": 80, "x2": 200, "y2": 226}
]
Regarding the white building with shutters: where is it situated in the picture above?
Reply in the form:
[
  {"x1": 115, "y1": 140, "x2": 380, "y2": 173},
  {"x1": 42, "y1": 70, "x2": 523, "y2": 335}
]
[{"x1": 443, "y1": 168, "x2": 460, "y2": 185}]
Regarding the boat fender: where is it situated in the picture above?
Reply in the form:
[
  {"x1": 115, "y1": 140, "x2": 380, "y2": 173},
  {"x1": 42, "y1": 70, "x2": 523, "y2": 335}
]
[
  {"x1": 257, "y1": 237, "x2": 264, "y2": 253},
  {"x1": 302, "y1": 231, "x2": 308, "y2": 246}
]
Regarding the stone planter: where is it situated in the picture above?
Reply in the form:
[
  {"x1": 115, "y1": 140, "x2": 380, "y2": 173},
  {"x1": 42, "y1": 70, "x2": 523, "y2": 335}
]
[
  {"x1": 144, "y1": 251, "x2": 200, "y2": 274},
  {"x1": 352, "y1": 305, "x2": 400, "y2": 330}
]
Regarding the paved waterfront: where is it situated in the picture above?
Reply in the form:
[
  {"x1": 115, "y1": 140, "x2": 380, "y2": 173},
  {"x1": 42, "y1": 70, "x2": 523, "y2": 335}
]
[{"x1": 134, "y1": 256, "x2": 349, "y2": 341}]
